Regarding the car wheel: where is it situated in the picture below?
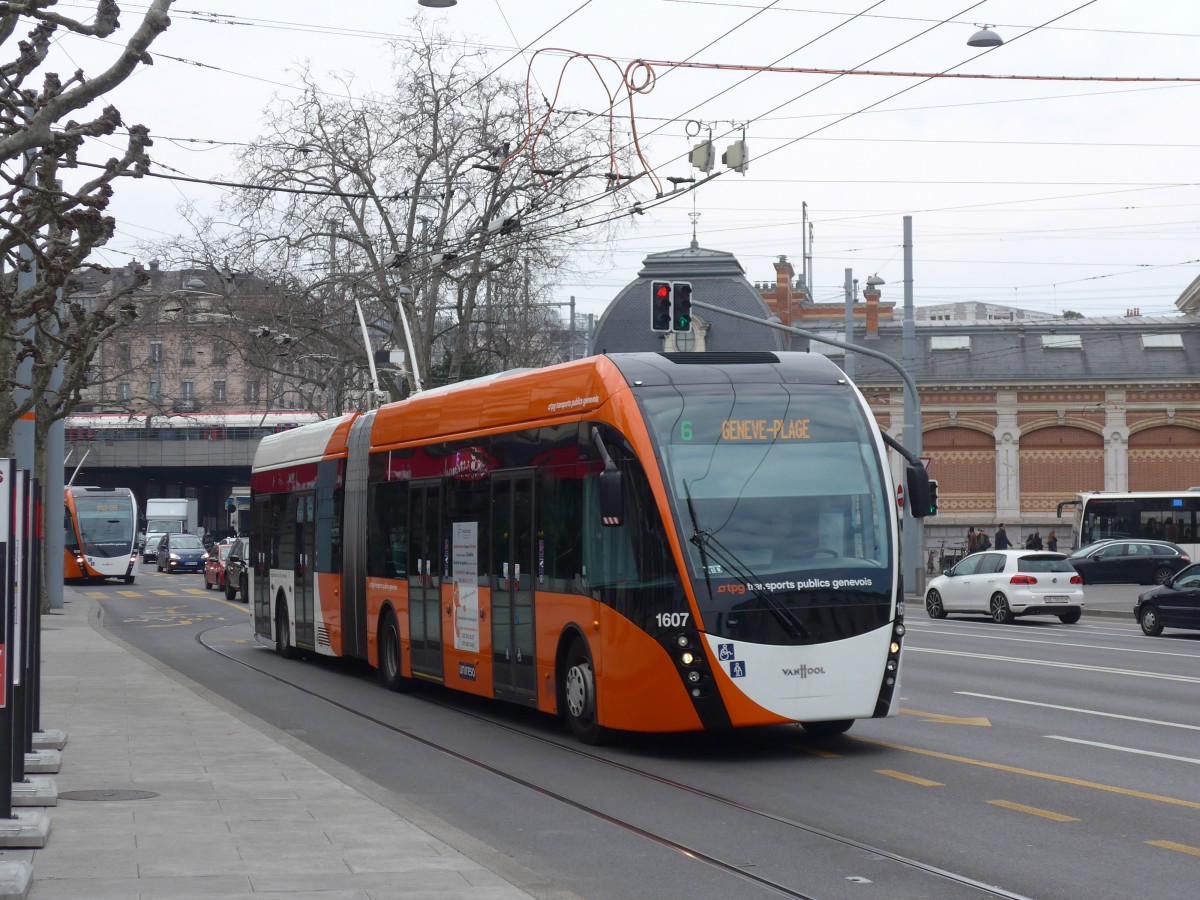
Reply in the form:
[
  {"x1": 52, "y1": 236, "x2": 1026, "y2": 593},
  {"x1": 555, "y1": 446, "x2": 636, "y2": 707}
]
[
  {"x1": 800, "y1": 719, "x2": 854, "y2": 736},
  {"x1": 990, "y1": 592, "x2": 1014, "y2": 624},
  {"x1": 925, "y1": 589, "x2": 947, "y2": 619},
  {"x1": 1058, "y1": 608, "x2": 1082, "y2": 624},
  {"x1": 561, "y1": 638, "x2": 607, "y2": 745},
  {"x1": 1152, "y1": 566, "x2": 1173, "y2": 585},
  {"x1": 203, "y1": 577, "x2": 213, "y2": 590},
  {"x1": 1139, "y1": 604, "x2": 1164, "y2": 636}
]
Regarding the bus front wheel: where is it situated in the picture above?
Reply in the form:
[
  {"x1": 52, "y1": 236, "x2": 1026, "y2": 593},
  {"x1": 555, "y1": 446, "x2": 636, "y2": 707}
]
[
  {"x1": 561, "y1": 638, "x2": 607, "y2": 745},
  {"x1": 800, "y1": 719, "x2": 854, "y2": 736},
  {"x1": 275, "y1": 598, "x2": 298, "y2": 659}
]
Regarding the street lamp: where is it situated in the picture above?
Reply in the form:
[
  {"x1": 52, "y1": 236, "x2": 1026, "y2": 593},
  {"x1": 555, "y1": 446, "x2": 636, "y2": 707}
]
[{"x1": 967, "y1": 25, "x2": 1003, "y2": 47}]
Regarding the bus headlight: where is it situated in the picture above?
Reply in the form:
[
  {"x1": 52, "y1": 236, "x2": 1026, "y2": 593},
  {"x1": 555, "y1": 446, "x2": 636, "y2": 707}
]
[
  {"x1": 890, "y1": 642, "x2": 901, "y2": 654},
  {"x1": 894, "y1": 622, "x2": 906, "y2": 637},
  {"x1": 681, "y1": 651, "x2": 695, "y2": 666}
]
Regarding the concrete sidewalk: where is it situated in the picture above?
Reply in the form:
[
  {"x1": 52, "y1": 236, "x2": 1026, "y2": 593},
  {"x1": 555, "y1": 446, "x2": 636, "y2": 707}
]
[{"x1": 0, "y1": 589, "x2": 563, "y2": 900}]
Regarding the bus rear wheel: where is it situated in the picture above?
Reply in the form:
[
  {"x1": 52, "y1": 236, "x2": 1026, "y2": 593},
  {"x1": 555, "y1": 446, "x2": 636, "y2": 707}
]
[
  {"x1": 275, "y1": 598, "x2": 298, "y2": 659},
  {"x1": 377, "y1": 612, "x2": 414, "y2": 692},
  {"x1": 561, "y1": 638, "x2": 607, "y2": 745}
]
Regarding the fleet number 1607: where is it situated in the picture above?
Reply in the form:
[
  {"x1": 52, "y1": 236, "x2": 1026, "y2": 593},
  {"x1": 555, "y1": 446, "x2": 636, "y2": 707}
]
[{"x1": 656, "y1": 612, "x2": 690, "y2": 628}]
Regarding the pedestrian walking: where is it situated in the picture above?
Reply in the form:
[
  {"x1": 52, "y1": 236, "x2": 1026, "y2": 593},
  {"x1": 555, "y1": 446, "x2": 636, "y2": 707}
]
[
  {"x1": 994, "y1": 524, "x2": 1011, "y2": 550},
  {"x1": 1045, "y1": 530, "x2": 1058, "y2": 552}
]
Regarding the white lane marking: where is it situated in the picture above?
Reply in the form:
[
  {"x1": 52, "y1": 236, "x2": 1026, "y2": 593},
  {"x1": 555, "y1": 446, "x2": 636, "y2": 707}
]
[
  {"x1": 907, "y1": 647, "x2": 1200, "y2": 684},
  {"x1": 905, "y1": 626, "x2": 1200, "y2": 662},
  {"x1": 956, "y1": 692, "x2": 1200, "y2": 732},
  {"x1": 1046, "y1": 736, "x2": 1200, "y2": 766}
]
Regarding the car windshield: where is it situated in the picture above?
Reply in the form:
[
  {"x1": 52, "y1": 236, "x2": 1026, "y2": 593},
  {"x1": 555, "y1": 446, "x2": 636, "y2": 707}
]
[
  {"x1": 1017, "y1": 554, "x2": 1075, "y2": 573},
  {"x1": 171, "y1": 535, "x2": 205, "y2": 550},
  {"x1": 217, "y1": 545, "x2": 232, "y2": 561}
]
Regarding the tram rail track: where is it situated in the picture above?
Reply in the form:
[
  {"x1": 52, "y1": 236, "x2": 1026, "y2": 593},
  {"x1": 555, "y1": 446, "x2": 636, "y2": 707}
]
[{"x1": 198, "y1": 623, "x2": 1031, "y2": 900}]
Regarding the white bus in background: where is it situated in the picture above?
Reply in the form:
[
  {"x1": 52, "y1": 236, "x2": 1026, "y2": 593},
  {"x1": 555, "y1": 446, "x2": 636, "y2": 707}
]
[{"x1": 1057, "y1": 490, "x2": 1200, "y2": 556}]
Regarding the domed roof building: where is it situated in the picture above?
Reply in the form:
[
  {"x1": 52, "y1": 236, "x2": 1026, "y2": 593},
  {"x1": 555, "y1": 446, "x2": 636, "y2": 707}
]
[{"x1": 591, "y1": 239, "x2": 790, "y2": 354}]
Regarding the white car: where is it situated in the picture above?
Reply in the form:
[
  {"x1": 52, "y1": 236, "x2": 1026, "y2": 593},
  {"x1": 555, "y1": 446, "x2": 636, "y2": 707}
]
[{"x1": 925, "y1": 550, "x2": 1085, "y2": 624}]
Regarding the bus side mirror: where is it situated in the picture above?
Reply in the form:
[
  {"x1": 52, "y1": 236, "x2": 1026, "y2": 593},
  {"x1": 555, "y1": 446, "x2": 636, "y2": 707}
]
[
  {"x1": 598, "y1": 468, "x2": 624, "y2": 528},
  {"x1": 906, "y1": 464, "x2": 934, "y2": 519}
]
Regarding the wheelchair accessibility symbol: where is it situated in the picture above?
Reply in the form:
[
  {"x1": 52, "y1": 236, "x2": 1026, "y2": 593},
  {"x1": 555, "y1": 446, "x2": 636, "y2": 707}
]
[{"x1": 718, "y1": 643, "x2": 735, "y2": 662}]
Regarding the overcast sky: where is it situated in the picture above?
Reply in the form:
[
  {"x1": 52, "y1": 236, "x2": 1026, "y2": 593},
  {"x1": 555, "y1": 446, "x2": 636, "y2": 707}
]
[{"x1": 47, "y1": 1, "x2": 1200, "y2": 320}]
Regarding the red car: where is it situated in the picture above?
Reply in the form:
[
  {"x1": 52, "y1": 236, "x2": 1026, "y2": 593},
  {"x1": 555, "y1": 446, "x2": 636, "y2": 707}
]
[{"x1": 203, "y1": 541, "x2": 235, "y2": 591}]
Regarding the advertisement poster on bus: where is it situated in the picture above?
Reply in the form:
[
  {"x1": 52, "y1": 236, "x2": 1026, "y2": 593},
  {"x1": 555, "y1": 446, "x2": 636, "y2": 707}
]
[{"x1": 451, "y1": 522, "x2": 479, "y2": 653}]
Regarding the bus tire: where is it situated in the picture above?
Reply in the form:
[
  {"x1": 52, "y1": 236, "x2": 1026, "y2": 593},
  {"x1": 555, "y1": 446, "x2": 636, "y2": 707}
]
[
  {"x1": 275, "y1": 597, "x2": 298, "y2": 659},
  {"x1": 561, "y1": 637, "x2": 607, "y2": 745},
  {"x1": 377, "y1": 611, "x2": 414, "y2": 692},
  {"x1": 800, "y1": 719, "x2": 854, "y2": 736}
]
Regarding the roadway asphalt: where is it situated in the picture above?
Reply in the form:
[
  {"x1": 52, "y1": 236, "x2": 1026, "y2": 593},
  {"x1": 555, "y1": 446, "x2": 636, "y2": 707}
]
[
  {"x1": 0, "y1": 579, "x2": 1139, "y2": 899},
  {"x1": 0, "y1": 586, "x2": 563, "y2": 900}
]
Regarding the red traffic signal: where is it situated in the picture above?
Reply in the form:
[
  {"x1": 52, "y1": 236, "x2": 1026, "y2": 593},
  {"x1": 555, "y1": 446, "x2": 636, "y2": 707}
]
[{"x1": 651, "y1": 281, "x2": 671, "y2": 332}]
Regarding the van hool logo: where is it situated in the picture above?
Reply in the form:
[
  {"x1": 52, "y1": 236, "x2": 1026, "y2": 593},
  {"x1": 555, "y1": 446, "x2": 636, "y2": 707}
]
[{"x1": 782, "y1": 664, "x2": 826, "y2": 678}]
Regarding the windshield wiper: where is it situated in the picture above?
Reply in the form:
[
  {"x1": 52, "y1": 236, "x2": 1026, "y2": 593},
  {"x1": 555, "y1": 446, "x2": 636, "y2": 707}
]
[
  {"x1": 682, "y1": 492, "x2": 808, "y2": 640},
  {"x1": 683, "y1": 480, "x2": 716, "y2": 602}
]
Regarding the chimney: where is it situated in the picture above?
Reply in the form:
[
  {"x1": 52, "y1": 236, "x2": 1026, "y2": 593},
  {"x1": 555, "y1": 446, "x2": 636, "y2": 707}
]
[
  {"x1": 863, "y1": 282, "x2": 881, "y2": 335},
  {"x1": 773, "y1": 255, "x2": 795, "y2": 328}
]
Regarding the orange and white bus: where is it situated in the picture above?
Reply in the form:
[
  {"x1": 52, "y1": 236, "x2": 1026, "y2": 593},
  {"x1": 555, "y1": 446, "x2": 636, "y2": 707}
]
[
  {"x1": 250, "y1": 352, "x2": 927, "y2": 742},
  {"x1": 64, "y1": 486, "x2": 139, "y2": 584}
]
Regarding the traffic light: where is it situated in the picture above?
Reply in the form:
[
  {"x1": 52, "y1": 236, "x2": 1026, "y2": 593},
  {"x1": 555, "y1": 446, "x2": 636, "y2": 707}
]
[
  {"x1": 651, "y1": 281, "x2": 671, "y2": 332},
  {"x1": 672, "y1": 281, "x2": 693, "y2": 332},
  {"x1": 927, "y1": 479, "x2": 939, "y2": 516}
]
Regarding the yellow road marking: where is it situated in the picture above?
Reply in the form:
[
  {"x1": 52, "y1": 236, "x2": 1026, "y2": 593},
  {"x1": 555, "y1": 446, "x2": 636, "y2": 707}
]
[
  {"x1": 851, "y1": 736, "x2": 1200, "y2": 810},
  {"x1": 900, "y1": 708, "x2": 991, "y2": 727},
  {"x1": 84, "y1": 592, "x2": 106, "y2": 598},
  {"x1": 149, "y1": 590, "x2": 177, "y2": 596},
  {"x1": 117, "y1": 591, "x2": 141, "y2": 597},
  {"x1": 987, "y1": 800, "x2": 1078, "y2": 822},
  {"x1": 877, "y1": 769, "x2": 942, "y2": 787},
  {"x1": 1146, "y1": 840, "x2": 1200, "y2": 858},
  {"x1": 796, "y1": 744, "x2": 841, "y2": 759}
]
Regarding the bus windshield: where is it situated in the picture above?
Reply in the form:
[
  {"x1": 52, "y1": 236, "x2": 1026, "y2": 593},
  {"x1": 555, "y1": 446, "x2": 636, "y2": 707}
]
[
  {"x1": 75, "y1": 494, "x2": 136, "y2": 558},
  {"x1": 639, "y1": 382, "x2": 894, "y2": 641}
]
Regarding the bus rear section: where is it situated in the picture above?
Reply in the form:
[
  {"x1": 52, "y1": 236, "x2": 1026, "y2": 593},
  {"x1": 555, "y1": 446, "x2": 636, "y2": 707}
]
[
  {"x1": 64, "y1": 486, "x2": 139, "y2": 584},
  {"x1": 250, "y1": 352, "x2": 906, "y2": 741}
]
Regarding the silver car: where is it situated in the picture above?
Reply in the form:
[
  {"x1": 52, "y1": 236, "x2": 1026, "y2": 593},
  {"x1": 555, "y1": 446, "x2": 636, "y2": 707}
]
[{"x1": 925, "y1": 550, "x2": 1085, "y2": 624}]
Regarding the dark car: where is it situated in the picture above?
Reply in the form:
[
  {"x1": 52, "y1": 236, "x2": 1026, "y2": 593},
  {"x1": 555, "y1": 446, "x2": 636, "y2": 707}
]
[
  {"x1": 1066, "y1": 539, "x2": 1190, "y2": 585},
  {"x1": 203, "y1": 541, "x2": 234, "y2": 591},
  {"x1": 155, "y1": 532, "x2": 208, "y2": 574},
  {"x1": 1135, "y1": 564, "x2": 1200, "y2": 636},
  {"x1": 224, "y1": 537, "x2": 251, "y2": 602}
]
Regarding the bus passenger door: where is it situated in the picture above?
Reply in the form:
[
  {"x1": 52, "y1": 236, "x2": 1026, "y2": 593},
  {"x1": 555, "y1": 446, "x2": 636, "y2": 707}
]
[
  {"x1": 294, "y1": 492, "x2": 316, "y2": 648},
  {"x1": 252, "y1": 497, "x2": 272, "y2": 638},
  {"x1": 491, "y1": 472, "x2": 536, "y2": 704},
  {"x1": 407, "y1": 481, "x2": 444, "y2": 681}
]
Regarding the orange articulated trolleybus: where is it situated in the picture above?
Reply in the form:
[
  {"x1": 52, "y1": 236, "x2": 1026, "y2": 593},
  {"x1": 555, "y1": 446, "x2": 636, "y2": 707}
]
[{"x1": 250, "y1": 351, "x2": 926, "y2": 742}]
